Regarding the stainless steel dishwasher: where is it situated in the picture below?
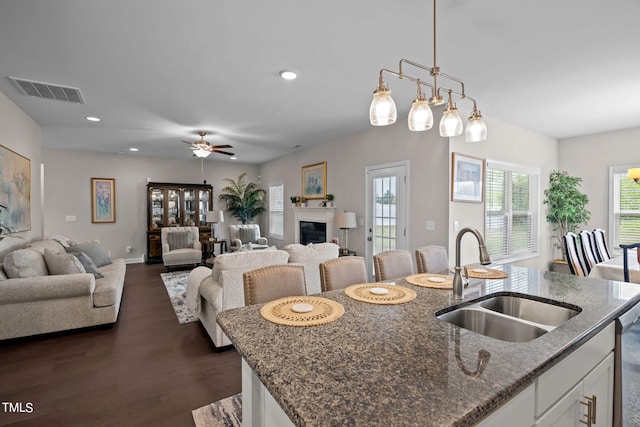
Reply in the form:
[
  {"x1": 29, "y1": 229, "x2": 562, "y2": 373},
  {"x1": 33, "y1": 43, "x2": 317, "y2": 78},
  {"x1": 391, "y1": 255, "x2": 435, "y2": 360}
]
[{"x1": 614, "y1": 301, "x2": 640, "y2": 427}]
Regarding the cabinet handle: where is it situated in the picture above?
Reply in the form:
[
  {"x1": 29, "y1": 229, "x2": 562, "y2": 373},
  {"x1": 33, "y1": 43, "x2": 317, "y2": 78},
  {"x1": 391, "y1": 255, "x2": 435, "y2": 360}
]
[{"x1": 580, "y1": 395, "x2": 596, "y2": 426}]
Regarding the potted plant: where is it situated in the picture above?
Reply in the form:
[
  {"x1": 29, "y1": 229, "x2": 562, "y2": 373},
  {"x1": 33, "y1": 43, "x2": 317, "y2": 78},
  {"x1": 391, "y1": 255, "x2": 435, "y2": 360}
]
[
  {"x1": 325, "y1": 194, "x2": 334, "y2": 208},
  {"x1": 218, "y1": 173, "x2": 266, "y2": 224},
  {"x1": 290, "y1": 196, "x2": 298, "y2": 207},
  {"x1": 299, "y1": 197, "x2": 307, "y2": 207},
  {"x1": 543, "y1": 170, "x2": 590, "y2": 270}
]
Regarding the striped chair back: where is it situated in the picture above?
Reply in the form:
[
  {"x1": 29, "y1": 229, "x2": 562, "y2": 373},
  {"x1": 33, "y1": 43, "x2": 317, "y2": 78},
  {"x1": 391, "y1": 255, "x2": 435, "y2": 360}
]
[
  {"x1": 564, "y1": 232, "x2": 587, "y2": 276},
  {"x1": 593, "y1": 229, "x2": 611, "y2": 263},
  {"x1": 578, "y1": 230, "x2": 598, "y2": 274}
]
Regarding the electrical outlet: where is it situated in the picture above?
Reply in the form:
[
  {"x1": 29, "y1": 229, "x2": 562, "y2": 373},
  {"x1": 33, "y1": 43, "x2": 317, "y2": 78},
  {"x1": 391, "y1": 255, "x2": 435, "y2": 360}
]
[
  {"x1": 426, "y1": 220, "x2": 436, "y2": 231},
  {"x1": 65, "y1": 215, "x2": 76, "y2": 222},
  {"x1": 454, "y1": 220, "x2": 459, "y2": 232}
]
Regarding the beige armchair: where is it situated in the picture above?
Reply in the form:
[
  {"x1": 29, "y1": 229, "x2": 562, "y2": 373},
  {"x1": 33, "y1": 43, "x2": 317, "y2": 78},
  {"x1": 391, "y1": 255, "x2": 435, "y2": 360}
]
[
  {"x1": 228, "y1": 224, "x2": 268, "y2": 251},
  {"x1": 161, "y1": 226, "x2": 202, "y2": 270}
]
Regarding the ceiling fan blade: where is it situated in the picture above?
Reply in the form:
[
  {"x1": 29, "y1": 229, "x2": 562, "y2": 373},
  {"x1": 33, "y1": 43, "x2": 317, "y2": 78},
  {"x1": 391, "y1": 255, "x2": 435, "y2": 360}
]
[
  {"x1": 209, "y1": 144, "x2": 233, "y2": 149},
  {"x1": 181, "y1": 140, "x2": 194, "y2": 145},
  {"x1": 213, "y1": 150, "x2": 235, "y2": 156}
]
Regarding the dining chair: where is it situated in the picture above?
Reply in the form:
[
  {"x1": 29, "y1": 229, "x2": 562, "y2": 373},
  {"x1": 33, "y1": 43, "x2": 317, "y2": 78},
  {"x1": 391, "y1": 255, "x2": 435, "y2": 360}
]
[
  {"x1": 243, "y1": 264, "x2": 307, "y2": 305},
  {"x1": 593, "y1": 229, "x2": 612, "y2": 263},
  {"x1": 373, "y1": 250, "x2": 413, "y2": 282},
  {"x1": 415, "y1": 245, "x2": 449, "y2": 274},
  {"x1": 319, "y1": 256, "x2": 367, "y2": 292},
  {"x1": 563, "y1": 232, "x2": 587, "y2": 276},
  {"x1": 578, "y1": 230, "x2": 598, "y2": 274},
  {"x1": 619, "y1": 243, "x2": 640, "y2": 282}
]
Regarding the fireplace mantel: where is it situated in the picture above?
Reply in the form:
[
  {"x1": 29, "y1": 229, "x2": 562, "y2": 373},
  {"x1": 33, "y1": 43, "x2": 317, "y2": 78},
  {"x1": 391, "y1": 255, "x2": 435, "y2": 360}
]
[{"x1": 292, "y1": 207, "x2": 335, "y2": 244}]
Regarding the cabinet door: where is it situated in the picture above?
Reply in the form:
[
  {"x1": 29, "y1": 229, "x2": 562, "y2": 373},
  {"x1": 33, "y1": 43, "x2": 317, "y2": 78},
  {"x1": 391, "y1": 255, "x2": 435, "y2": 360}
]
[
  {"x1": 167, "y1": 189, "x2": 180, "y2": 225},
  {"x1": 198, "y1": 189, "x2": 211, "y2": 226},
  {"x1": 184, "y1": 189, "x2": 196, "y2": 226},
  {"x1": 150, "y1": 188, "x2": 164, "y2": 229},
  {"x1": 583, "y1": 353, "x2": 614, "y2": 427},
  {"x1": 535, "y1": 382, "x2": 583, "y2": 427}
]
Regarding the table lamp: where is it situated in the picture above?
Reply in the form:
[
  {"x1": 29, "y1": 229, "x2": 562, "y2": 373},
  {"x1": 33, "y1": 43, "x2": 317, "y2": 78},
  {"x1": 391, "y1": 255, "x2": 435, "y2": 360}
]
[
  {"x1": 334, "y1": 211, "x2": 357, "y2": 255},
  {"x1": 206, "y1": 210, "x2": 224, "y2": 239}
]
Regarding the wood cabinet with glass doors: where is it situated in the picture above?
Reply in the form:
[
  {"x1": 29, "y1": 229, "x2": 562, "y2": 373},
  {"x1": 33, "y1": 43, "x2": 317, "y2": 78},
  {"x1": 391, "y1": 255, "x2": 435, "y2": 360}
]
[{"x1": 146, "y1": 182, "x2": 213, "y2": 263}]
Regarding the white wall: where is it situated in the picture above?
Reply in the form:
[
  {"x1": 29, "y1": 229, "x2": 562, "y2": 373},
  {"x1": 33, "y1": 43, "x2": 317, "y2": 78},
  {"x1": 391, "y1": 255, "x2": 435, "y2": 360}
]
[
  {"x1": 42, "y1": 148, "x2": 259, "y2": 261},
  {"x1": 259, "y1": 119, "x2": 451, "y2": 261},
  {"x1": 0, "y1": 90, "x2": 42, "y2": 260},
  {"x1": 558, "y1": 126, "x2": 640, "y2": 241},
  {"x1": 449, "y1": 113, "x2": 558, "y2": 269}
]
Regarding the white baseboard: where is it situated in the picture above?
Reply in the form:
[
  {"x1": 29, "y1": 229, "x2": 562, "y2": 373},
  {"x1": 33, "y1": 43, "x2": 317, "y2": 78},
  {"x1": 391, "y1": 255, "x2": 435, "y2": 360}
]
[{"x1": 125, "y1": 255, "x2": 145, "y2": 264}]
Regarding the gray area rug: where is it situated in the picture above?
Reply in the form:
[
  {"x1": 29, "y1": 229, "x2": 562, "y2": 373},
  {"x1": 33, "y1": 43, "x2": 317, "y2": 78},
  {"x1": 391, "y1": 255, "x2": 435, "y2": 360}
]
[
  {"x1": 192, "y1": 394, "x2": 242, "y2": 427},
  {"x1": 160, "y1": 271, "x2": 198, "y2": 324}
]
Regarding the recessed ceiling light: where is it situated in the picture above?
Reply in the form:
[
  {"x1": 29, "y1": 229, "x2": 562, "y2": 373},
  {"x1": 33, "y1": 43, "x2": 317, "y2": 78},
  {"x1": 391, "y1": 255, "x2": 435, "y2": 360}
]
[
  {"x1": 86, "y1": 116, "x2": 100, "y2": 122},
  {"x1": 279, "y1": 70, "x2": 297, "y2": 80},
  {"x1": 129, "y1": 148, "x2": 138, "y2": 152},
  {"x1": 230, "y1": 156, "x2": 237, "y2": 160}
]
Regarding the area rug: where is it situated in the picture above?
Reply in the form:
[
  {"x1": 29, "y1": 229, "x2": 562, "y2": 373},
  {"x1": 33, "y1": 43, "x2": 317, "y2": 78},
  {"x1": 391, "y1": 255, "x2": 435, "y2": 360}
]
[
  {"x1": 160, "y1": 271, "x2": 197, "y2": 324},
  {"x1": 192, "y1": 394, "x2": 242, "y2": 427}
]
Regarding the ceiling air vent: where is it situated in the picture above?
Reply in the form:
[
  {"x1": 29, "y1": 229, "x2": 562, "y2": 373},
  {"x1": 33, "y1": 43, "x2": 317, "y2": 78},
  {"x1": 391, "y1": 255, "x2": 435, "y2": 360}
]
[{"x1": 9, "y1": 77, "x2": 85, "y2": 104}]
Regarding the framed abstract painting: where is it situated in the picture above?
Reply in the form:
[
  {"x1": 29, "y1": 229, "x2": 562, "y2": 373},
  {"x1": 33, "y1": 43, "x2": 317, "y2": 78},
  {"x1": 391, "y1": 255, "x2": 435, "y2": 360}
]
[
  {"x1": 302, "y1": 162, "x2": 326, "y2": 200},
  {"x1": 451, "y1": 152, "x2": 484, "y2": 203},
  {"x1": 0, "y1": 145, "x2": 31, "y2": 232},
  {"x1": 91, "y1": 178, "x2": 116, "y2": 223}
]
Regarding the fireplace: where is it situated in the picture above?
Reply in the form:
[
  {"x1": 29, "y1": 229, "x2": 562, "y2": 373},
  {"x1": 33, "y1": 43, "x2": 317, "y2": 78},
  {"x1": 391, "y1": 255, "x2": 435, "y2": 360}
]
[
  {"x1": 300, "y1": 221, "x2": 327, "y2": 245},
  {"x1": 292, "y1": 207, "x2": 335, "y2": 244}
]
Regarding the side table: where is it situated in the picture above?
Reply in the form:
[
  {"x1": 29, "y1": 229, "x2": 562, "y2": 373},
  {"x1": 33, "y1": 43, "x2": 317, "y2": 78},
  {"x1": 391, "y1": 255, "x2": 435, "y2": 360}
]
[
  {"x1": 203, "y1": 239, "x2": 228, "y2": 258},
  {"x1": 339, "y1": 250, "x2": 357, "y2": 257}
]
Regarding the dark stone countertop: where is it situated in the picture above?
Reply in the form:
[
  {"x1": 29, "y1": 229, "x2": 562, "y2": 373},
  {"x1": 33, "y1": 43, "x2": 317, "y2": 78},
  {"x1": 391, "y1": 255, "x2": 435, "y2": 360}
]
[{"x1": 217, "y1": 265, "x2": 640, "y2": 426}]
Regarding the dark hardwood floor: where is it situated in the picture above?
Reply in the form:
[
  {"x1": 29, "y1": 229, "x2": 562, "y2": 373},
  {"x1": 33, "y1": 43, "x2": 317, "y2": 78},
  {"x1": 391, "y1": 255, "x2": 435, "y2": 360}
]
[{"x1": 0, "y1": 263, "x2": 241, "y2": 427}]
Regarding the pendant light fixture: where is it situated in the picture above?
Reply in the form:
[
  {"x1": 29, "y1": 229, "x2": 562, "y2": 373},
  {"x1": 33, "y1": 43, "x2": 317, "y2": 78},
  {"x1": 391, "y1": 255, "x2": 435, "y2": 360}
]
[{"x1": 369, "y1": 0, "x2": 487, "y2": 142}]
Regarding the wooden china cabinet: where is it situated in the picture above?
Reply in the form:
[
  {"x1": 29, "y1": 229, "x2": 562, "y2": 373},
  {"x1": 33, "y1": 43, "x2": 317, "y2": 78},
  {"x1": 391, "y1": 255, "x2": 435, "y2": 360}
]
[{"x1": 146, "y1": 182, "x2": 213, "y2": 263}]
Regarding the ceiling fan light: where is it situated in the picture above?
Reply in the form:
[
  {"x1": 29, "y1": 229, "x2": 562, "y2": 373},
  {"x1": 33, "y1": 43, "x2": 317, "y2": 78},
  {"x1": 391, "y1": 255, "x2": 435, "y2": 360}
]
[
  {"x1": 194, "y1": 148, "x2": 211, "y2": 158},
  {"x1": 369, "y1": 84, "x2": 397, "y2": 126},
  {"x1": 408, "y1": 99, "x2": 433, "y2": 131}
]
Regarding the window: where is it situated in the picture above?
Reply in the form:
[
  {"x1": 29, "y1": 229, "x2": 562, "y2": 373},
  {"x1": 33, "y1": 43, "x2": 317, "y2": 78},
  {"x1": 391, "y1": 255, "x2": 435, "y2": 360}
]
[
  {"x1": 484, "y1": 160, "x2": 540, "y2": 262},
  {"x1": 268, "y1": 182, "x2": 284, "y2": 240},
  {"x1": 609, "y1": 166, "x2": 640, "y2": 250}
]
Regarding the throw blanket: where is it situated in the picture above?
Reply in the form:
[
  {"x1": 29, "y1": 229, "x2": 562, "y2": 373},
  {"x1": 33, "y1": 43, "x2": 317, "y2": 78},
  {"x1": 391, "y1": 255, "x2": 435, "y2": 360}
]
[{"x1": 186, "y1": 267, "x2": 211, "y2": 317}]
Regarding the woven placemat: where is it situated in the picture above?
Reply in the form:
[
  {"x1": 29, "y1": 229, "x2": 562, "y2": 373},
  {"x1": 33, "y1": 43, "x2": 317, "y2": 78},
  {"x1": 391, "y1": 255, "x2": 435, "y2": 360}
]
[
  {"x1": 344, "y1": 283, "x2": 416, "y2": 305},
  {"x1": 466, "y1": 267, "x2": 509, "y2": 279},
  {"x1": 260, "y1": 296, "x2": 344, "y2": 327},
  {"x1": 405, "y1": 273, "x2": 453, "y2": 289}
]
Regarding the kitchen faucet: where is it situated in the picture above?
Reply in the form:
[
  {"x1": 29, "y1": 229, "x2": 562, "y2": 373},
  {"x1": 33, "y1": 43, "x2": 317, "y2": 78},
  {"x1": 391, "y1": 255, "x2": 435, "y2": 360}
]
[{"x1": 452, "y1": 227, "x2": 491, "y2": 300}]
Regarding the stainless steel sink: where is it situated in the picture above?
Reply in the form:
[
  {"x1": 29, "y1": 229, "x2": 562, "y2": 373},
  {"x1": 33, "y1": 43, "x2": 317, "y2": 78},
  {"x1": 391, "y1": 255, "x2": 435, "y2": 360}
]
[
  {"x1": 435, "y1": 292, "x2": 582, "y2": 342},
  {"x1": 479, "y1": 295, "x2": 580, "y2": 326}
]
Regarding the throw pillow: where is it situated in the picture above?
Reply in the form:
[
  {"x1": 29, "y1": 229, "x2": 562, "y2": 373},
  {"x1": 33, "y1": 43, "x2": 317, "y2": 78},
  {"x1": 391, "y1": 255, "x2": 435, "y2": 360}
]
[
  {"x1": 67, "y1": 241, "x2": 113, "y2": 267},
  {"x1": 166, "y1": 231, "x2": 192, "y2": 250},
  {"x1": 44, "y1": 249, "x2": 86, "y2": 275},
  {"x1": 72, "y1": 251, "x2": 104, "y2": 279},
  {"x1": 238, "y1": 227, "x2": 259, "y2": 244},
  {"x1": 3, "y1": 249, "x2": 49, "y2": 278}
]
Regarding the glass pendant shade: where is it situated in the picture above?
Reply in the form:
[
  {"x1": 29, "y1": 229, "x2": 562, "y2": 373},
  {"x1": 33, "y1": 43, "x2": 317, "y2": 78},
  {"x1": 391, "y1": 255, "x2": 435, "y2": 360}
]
[
  {"x1": 439, "y1": 108, "x2": 463, "y2": 137},
  {"x1": 408, "y1": 99, "x2": 434, "y2": 131},
  {"x1": 369, "y1": 89, "x2": 397, "y2": 126},
  {"x1": 465, "y1": 116, "x2": 488, "y2": 142},
  {"x1": 194, "y1": 148, "x2": 211, "y2": 158}
]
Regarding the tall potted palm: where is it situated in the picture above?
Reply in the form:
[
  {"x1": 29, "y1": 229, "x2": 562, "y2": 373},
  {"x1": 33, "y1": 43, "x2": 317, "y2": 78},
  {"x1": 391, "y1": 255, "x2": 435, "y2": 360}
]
[
  {"x1": 218, "y1": 173, "x2": 266, "y2": 224},
  {"x1": 544, "y1": 170, "x2": 590, "y2": 267}
]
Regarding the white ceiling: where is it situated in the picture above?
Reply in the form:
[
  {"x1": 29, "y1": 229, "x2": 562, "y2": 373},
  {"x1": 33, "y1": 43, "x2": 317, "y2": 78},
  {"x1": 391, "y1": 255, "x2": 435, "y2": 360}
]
[{"x1": 1, "y1": 0, "x2": 639, "y2": 164}]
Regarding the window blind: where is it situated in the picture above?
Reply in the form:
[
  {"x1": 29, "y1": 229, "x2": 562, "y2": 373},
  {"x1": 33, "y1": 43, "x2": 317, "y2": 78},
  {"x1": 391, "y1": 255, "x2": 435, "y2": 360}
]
[
  {"x1": 269, "y1": 183, "x2": 284, "y2": 240},
  {"x1": 485, "y1": 161, "x2": 539, "y2": 262},
  {"x1": 610, "y1": 167, "x2": 640, "y2": 249}
]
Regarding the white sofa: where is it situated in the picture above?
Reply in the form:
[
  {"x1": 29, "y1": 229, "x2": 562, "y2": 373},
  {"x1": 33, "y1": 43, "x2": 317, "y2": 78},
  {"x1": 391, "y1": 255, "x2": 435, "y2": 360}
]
[
  {"x1": 0, "y1": 236, "x2": 126, "y2": 340},
  {"x1": 186, "y1": 242, "x2": 339, "y2": 348}
]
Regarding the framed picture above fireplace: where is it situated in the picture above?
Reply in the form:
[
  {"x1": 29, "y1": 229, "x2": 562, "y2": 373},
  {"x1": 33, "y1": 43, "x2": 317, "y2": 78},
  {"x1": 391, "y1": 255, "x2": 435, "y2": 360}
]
[{"x1": 302, "y1": 162, "x2": 326, "y2": 200}]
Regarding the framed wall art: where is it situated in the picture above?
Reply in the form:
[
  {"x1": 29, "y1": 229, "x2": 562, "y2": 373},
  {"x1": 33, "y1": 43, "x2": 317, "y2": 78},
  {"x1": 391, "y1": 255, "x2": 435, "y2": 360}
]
[
  {"x1": 302, "y1": 162, "x2": 327, "y2": 200},
  {"x1": 0, "y1": 145, "x2": 31, "y2": 232},
  {"x1": 91, "y1": 178, "x2": 116, "y2": 223},
  {"x1": 451, "y1": 152, "x2": 484, "y2": 203}
]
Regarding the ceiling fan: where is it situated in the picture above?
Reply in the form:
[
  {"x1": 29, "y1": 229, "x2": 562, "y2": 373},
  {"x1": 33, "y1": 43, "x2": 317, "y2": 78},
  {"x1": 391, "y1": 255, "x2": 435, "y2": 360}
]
[{"x1": 181, "y1": 131, "x2": 234, "y2": 158}]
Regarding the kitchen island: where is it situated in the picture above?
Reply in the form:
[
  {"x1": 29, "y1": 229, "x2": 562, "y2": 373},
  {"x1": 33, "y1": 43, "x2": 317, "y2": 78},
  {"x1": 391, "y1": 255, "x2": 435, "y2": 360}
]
[{"x1": 216, "y1": 265, "x2": 640, "y2": 426}]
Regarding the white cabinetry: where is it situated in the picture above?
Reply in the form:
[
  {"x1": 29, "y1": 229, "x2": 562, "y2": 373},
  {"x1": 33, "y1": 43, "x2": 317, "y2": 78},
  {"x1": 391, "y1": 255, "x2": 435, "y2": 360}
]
[{"x1": 535, "y1": 322, "x2": 615, "y2": 427}]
